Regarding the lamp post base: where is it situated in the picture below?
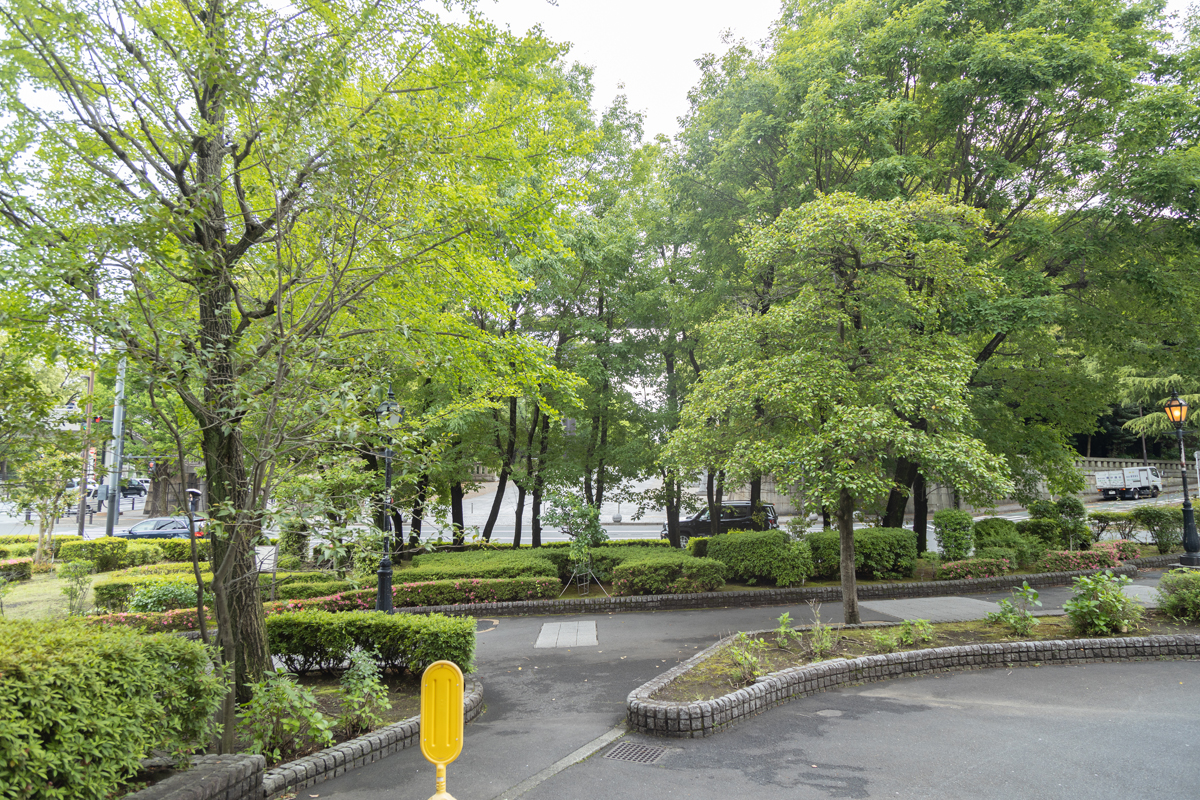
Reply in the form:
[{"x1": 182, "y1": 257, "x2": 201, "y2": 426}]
[{"x1": 1178, "y1": 553, "x2": 1200, "y2": 568}]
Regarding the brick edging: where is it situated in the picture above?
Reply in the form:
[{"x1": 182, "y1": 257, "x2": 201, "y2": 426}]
[
  {"x1": 261, "y1": 677, "x2": 483, "y2": 798},
  {"x1": 1130, "y1": 553, "x2": 1186, "y2": 569},
  {"x1": 626, "y1": 632, "x2": 1200, "y2": 738},
  {"x1": 387, "y1": 565, "x2": 1139, "y2": 618}
]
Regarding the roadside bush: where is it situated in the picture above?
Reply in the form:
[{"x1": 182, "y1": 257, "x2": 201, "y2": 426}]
[
  {"x1": 0, "y1": 534, "x2": 83, "y2": 559},
  {"x1": 937, "y1": 558, "x2": 1014, "y2": 580},
  {"x1": 706, "y1": 531, "x2": 813, "y2": 586},
  {"x1": 119, "y1": 541, "x2": 163, "y2": 567},
  {"x1": 974, "y1": 546, "x2": 1018, "y2": 563},
  {"x1": 1130, "y1": 506, "x2": 1183, "y2": 554},
  {"x1": 158, "y1": 538, "x2": 211, "y2": 562},
  {"x1": 933, "y1": 510, "x2": 974, "y2": 561},
  {"x1": 266, "y1": 609, "x2": 475, "y2": 676},
  {"x1": 1093, "y1": 539, "x2": 1140, "y2": 563},
  {"x1": 974, "y1": 522, "x2": 1044, "y2": 568},
  {"x1": 807, "y1": 528, "x2": 918, "y2": 580},
  {"x1": 1088, "y1": 511, "x2": 1136, "y2": 541},
  {"x1": 57, "y1": 537, "x2": 127, "y2": 572},
  {"x1": 337, "y1": 649, "x2": 391, "y2": 737},
  {"x1": 94, "y1": 567, "x2": 338, "y2": 610},
  {"x1": 1027, "y1": 499, "x2": 1059, "y2": 519},
  {"x1": 59, "y1": 560, "x2": 95, "y2": 616},
  {"x1": 1156, "y1": 568, "x2": 1200, "y2": 621},
  {"x1": 0, "y1": 558, "x2": 33, "y2": 581},
  {"x1": 1038, "y1": 550, "x2": 1117, "y2": 572},
  {"x1": 128, "y1": 582, "x2": 208, "y2": 613},
  {"x1": 687, "y1": 537, "x2": 709, "y2": 558},
  {"x1": 611, "y1": 552, "x2": 726, "y2": 595},
  {"x1": 1064, "y1": 570, "x2": 1143, "y2": 634},
  {"x1": 0, "y1": 619, "x2": 225, "y2": 798},
  {"x1": 1016, "y1": 518, "x2": 1062, "y2": 549}
]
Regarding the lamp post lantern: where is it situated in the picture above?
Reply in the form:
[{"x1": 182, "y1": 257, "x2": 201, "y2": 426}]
[
  {"x1": 1165, "y1": 392, "x2": 1200, "y2": 567},
  {"x1": 375, "y1": 387, "x2": 402, "y2": 611}
]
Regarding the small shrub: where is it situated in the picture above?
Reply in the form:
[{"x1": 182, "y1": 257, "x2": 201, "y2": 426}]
[
  {"x1": 1063, "y1": 570, "x2": 1143, "y2": 635},
  {"x1": 986, "y1": 581, "x2": 1041, "y2": 636},
  {"x1": 1056, "y1": 496, "x2": 1091, "y2": 550},
  {"x1": 1088, "y1": 511, "x2": 1135, "y2": 541},
  {"x1": 974, "y1": 522, "x2": 1044, "y2": 568},
  {"x1": 1130, "y1": 506, "x2": 1183, "y2": 554},
  {"x1": 238, "y1": 668, "x2": 334, "y2": 762},
  {"x1": 1093, "y1": 539, "x2": 1140, "y2": 563},
  {"x1": 706, "y1": 530, "x2": 812, "y2": 587},
  {"x1": 279, "y1": 523, "x2": 311, "y2": 562},
  {"x1": 727, "y1": 632, "x2": 766, "y2": 684},
  {"x1": 807, "y1": 601, "x2": 835, "y2": 659},
  {"x1": 895, "y1": 618, "x2": 934, "y2": 646},
  {"x1": 773, "y1": 612, "x2": 801, "y2": 650},
  {"x1": 278, "y1": 553, "x2": 303, "y2": 571},
  {"x1": 933, "y1": 510, "x2": 974, "y2": 561},
  {"x1": 871, "y1": 629, "x2": 896, "y2": 653},
  {"x1": 1027, "y1": 499, "x2": 1059, "y2": 519},
  {"x1": 158, "y1": 538, "x2": 211, "y2": 562},
  {"x1": 1157, "y1": 568, "x2": 1200, "y2": 622},
  {"x1": 0, "y1": 542, "x2": 36, "y2": 559},
  {"x1": 338, "y1": 649, "x2": 392, "y2": 737},
  {"x1": 937, "y1": 558, "x2": 1013, "y2": 580},
  {"x1": 974, "y1": 546, "x2": 1018, "y2": 563},
  {"x1": 58, "y1": 560, "x2": 95, "y2": 615},
  {"x1": 1016, "y1": 518, "x2": 1062, "y2": 549},
  {"x1": 807, "y1": 528, "x2": 918, "y2": 580},
  {"x1": 128, "y1": 582, "x2": 207, "y2": 613},
  {"x1": 1038, "y1": 550, "x2": 1117, "y2": 573},
  {"x1": 610, "y1": 553, "x2": 726, "y2": 595},
  {"x1": 58, "y1": 537, "x2": 128, "y2": 572},
  {"x1": 687, "y1": 536, "x2": 709, "y2": 558}
]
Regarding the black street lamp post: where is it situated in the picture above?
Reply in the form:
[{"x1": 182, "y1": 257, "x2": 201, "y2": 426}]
[
  {"x1": 375, "y1": 387, "x2": 402, "y2": 611},
  {"x1": 1165, "y1": 392, "x2": 1200, "y2": 567}
]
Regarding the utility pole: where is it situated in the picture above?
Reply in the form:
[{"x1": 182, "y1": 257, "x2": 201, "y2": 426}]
[
  {"x1": 104, "y1": 353, "x2": 127, "y2": 537},
  {"x1": 76, "y1": 337, "x2": 96, "y2": 536}
]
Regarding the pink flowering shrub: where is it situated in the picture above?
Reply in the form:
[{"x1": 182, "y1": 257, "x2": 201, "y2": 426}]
[
  {"x1": 86, "y1": 606, "x2": 215, "y2": 632},
  {"x1": 1093, "y1": 539, "x2": 1140, "y2": 563},
  {"x1": 1038, "y1": 549, "x2": 1117, "y2": 572},
  {"x1": 937, "y1": 557, "x2": 1014, "y2": 580},
  {"x1": 0, "y1": 557, "x2": 33, "y2": 581}
]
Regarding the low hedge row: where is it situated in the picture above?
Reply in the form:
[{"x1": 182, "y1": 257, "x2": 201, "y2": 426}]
[
  {"x1": 1038, "y1": 550, "x2": 1117, "y2": 572},
  {"x1": 263, "y1": 576, "x2": 561, "y2": 613},
  {"x1": 121, "y1": 541, "x2": 163, "y2": 568},
  {"x1": 937, "y1": 557, "x2": 1015, "y2": 580},
  {"x1": 0, "y1": 619, "x2": 225, "y2": 799},
  {"x1": 687, "y1": 537, "x2": 709, "y2": 558},
  {"x1": 58, "y1": 538, "x2": 128, "y2": 572},
  {"x1": 86, "y1": 607, "x2": 215, "y2": 634},
  {"x1": 807, "y1": 528, "x2": 918, "y2": 580},
  {"x1": 404, "y1": 550, "x2": 558, "y2": 582},
  {"x1": 0, "y1": 542, "x2": 35, "y2": 559},
  {"x1": 705, "y1": 531, "x2": 813, "y2": 587},
  {"x1": 611, "y1": 552, "x2": 726, "y2": 595},
  {"x1": 94, "y1": 568, "x2": 347, "y2": 611},
  {"x1": 158, "y1": 539, "x2": 211, "y2": 562},
  {"x1": 1, "y1": 558, "x2": 33, "y2": 580},
  {"x1": 0, "y1": 534, "x2": 82, "y2": 558},
  {"x1": 266, "y1": 610, "x2": 475, "y2": 676}
]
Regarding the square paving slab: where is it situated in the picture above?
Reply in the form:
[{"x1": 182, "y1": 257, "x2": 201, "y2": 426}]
[
  {"x1": 859, "y1": 596, "x2": 1001, "y2": 622},
  {"x1": 534, "y1": 620, "x2": 598, "y2": 648}
]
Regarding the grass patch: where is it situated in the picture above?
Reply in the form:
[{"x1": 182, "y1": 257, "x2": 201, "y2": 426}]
[
  {"x1": 1, "y1": 572, "x2": 72, "y2": 620},
  {"x1": 654, "y1": 609, "x2": 1200, "y2": 703}
]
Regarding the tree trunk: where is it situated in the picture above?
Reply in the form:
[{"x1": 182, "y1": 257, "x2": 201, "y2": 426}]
[
  {"x1": 594, "y1": 412, "x2": 608, "y2": 508},
  {"x1": 513, "y1": 404, "x2": 540, "y2": 549},
  {"x1": 663, "y1": 470, "x2": 683, "y2": 548},
  {"x1": 882, "y1": 457, "x2": 919, "y2": 529},
  {"x1": 410, "y1": 473, "x2": 428, "y2": 554},
  {"x1": 482, "y1": 397, "x2": 518, "y2": 541},
  {"x1": 749, "y1": 476, "x2": 762, "y2": 524},
  {"x1": 913, "y1": 472, "x2": 929, "y2": 554},
  {"x1": 709, "y1": 471, "x2": 724, "y2": 537},
  {"x1": 530, "y1": 409, "x2": 551, "y2": 548},
  {"x1": 451, "y1": 482, "x2": 465, "y2": 546},
  {"x1": 822, "y1": 506, "x2": 832, "y2": 530},
  {"x1": 583, "y1": 413, "x2": 600, "y2": 505},
  {"x1": 834, "y1": 487, "x2": 860, "y2": 624}
]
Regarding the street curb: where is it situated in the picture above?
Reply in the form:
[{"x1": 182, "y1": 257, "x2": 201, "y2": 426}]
[
  {"x1": 626, "y1": 632, "x2": 1200, "y2": 738},
  {"x1": 386, "y1": 565, "x2": 1140, "y2": 619}
]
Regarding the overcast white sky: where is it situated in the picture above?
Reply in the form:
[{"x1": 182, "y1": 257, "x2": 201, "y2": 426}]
[{"x1": 473, "y1": 0, "x2": 784, "y2": 139}]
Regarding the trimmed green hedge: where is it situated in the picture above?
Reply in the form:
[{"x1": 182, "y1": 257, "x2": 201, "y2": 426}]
[
  {"x1": 1038, "y1": 550, "x2": 1117, "y2": 572},
  {"x1": 119, "y1": 541, "x2": 163, "y2": 567},
  {"x1": 0, "y1": 542, "x2": 36, "y2": 559},
  {"x1": 1016, "y1": 518, "x2": 1063, "y2": 549},
  {"x1": 0, "y1": 619, "x2": 225, "y2": 799},
  {"x1": 807, "y1": 528, "x2": 918, "y2": 580},
  {"x1": 94, "y1": 568, "x2": 344, "y2": 611},
  {"x1": 58, "y1": 538, "x2": 127, "y2": 572},
  {"x1": 1094, "y1": 539, "x2": 1140, "y2": 562},
  {"x1": 0, "y1": 558, "x2": 33, "y2": 581},
  {"x1": 611, "y1": 552, "x2": 726, "y2": 595},
  {"x1": 937, "y1": 557, "x2": 1015, "y2": 580},
  {"x1": 0, "y1": 534, "x2": 82, "y2": 559},
  {"x1": 158, "y1": 538, "x2": 211, "y2": 562},
  {"x1": 264, "y1": 576, "x2": 561, "y2": 613},
  {"x1": 974, "y1": 546, "x2": 1018, "y2": 564},
  {"x1": 705, "y1": 530, "x2": 813, "y2": 586},
  {"x1": 1157, "y1": 568, "x2": 1200, "y2": 621},
  {"x1": 687, "y1": 537, "x2": 709, "y2": 558},
  {"x1": 266, "y1": 609, "x2": 475, "y2": 676},
  {"x1": 403, "y1": 550, "x2": 558, "y2": 582}
]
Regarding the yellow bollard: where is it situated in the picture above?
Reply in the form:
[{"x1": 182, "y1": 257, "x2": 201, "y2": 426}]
[{"x1": 420, "y1": 660, "x2": 464, "y2": 800}]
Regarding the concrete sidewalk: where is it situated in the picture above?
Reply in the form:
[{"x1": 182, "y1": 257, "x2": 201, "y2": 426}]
[{"x1": 311, "y1": 570, "x2": 1187, "y2": 800}]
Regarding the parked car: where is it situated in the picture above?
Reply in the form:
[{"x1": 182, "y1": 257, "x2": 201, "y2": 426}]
[
  {"x1": 115, "y1": 516, "x2": 207, "y2": 539},
  {"x1": 660, "y1": 501, "x2": 779, "y2": 547}
]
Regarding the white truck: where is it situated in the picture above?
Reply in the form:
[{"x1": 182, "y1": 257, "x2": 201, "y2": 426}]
[{"x1": 1095, "y1": 466, "x2": 1163, "y2": 500}]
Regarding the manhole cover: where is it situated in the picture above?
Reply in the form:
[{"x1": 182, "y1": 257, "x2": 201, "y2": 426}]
[{"x1": 605, "y1": 742, "x2": 667, "y2": 764}]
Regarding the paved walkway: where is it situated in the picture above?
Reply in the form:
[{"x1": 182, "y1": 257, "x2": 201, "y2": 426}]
[{"x1": 313, "y1": 570, "x2": 1194, "y2": 800}]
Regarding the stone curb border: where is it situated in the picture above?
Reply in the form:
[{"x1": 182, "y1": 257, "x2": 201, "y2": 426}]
[
  {"x1": 387, "y1": 565, "x2": 1139, "y2": 618},
  {"x1": 626, "y1": 631, "x2": 1200, "y2": 738},
  {"x1": 261, "y1": 677, "x2": 483, "y2": 799},
  {"x1": 1130, "y1": 553, "x2": 1187, "y2": 569},
  {"x1": 126, "y1": 754, "x2": 265, "y2": 800}
]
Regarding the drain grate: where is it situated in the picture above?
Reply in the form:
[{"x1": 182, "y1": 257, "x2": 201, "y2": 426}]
[{"x1": 604, "y1": 741, "x2": 668, "y2": 765}]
